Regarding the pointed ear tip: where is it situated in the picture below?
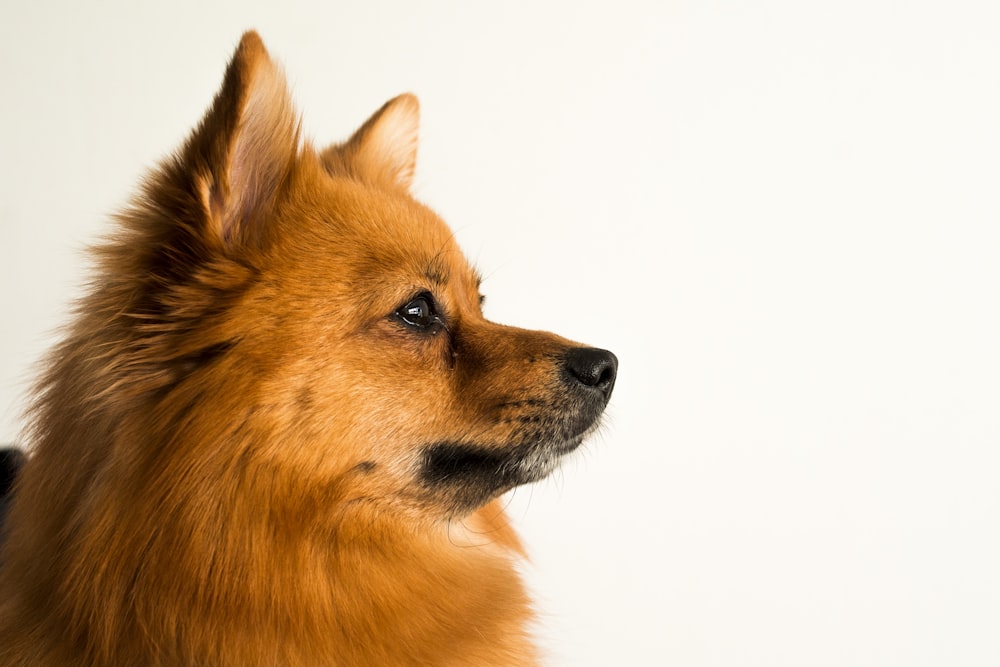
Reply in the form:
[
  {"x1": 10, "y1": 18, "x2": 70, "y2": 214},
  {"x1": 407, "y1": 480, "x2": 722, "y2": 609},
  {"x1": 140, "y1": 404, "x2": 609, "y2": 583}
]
[
  {"x1": 390, "y1": 93, "x2": 420, "y2": 117},
  {"x1": 237, "y1": 30, "x2": 270, "y2": 60}
]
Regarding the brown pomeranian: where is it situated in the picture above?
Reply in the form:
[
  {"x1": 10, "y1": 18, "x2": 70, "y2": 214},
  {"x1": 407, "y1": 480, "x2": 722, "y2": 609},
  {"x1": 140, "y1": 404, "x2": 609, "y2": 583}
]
[{"x1": 0, "y1": 32, "x2": 616, "y2": 666}]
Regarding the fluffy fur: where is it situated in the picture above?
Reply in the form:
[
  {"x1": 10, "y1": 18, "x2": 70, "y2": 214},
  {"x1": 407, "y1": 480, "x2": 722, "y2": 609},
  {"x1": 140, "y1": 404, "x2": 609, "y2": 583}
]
[{"x1": 0, "y1": 32, "x2": 616, "y2": 666}]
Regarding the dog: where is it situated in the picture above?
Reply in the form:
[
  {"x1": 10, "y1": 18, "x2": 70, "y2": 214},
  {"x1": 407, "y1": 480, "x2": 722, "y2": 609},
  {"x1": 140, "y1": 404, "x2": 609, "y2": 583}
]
[{"x1": 0, "y1": 32, "x2": 616, "y2": 666}]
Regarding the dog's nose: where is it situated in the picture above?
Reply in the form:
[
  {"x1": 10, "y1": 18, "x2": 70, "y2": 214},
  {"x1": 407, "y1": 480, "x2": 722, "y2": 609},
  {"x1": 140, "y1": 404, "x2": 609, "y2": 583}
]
[{"x1": 564, "y1": 347, "x2": 618, "y2": 400}]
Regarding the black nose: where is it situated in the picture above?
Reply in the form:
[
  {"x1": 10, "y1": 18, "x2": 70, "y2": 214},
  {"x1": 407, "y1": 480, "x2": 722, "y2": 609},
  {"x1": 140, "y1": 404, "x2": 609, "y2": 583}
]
[{"x1": 564, "y1": 347, "x2": 618, "y2": 400}]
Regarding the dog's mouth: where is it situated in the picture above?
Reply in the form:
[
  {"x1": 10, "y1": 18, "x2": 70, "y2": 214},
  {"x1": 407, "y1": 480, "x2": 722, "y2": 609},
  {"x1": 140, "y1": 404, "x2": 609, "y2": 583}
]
[{"x1": 418, "y1": 418, "x2": 601, "y2": 514}]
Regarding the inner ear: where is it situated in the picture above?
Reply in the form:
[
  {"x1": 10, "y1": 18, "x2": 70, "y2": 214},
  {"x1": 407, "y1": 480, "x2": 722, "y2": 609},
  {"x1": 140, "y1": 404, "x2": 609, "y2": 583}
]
[
  {"x1": 183, "y1": 31, "x2": 300, "y2": 249},
  {"x1": 320, "y1": 94, "x2": 420, "y2": 192},
  {"x1": 223, "y1": 52, "x2": 299, "y2": 245}
]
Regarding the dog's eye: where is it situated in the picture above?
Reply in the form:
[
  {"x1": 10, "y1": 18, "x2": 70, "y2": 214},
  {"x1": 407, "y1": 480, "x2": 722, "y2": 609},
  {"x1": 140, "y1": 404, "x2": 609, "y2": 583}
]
[{"x1": 396, "y1": 294, "x2": 441, "y2": 331}]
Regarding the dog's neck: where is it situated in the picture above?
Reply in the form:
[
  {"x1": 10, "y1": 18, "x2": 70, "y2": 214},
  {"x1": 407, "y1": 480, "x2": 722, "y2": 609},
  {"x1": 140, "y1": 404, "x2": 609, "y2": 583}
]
[{"x1": 1, "y1": 445, "x2": 538, "y2": 666}]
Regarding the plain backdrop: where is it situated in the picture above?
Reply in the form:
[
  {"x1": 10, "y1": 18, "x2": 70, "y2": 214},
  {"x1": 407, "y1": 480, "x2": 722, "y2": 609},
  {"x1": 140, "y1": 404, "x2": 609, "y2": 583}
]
[{"x1": 2, "y1": 1, "x2": 999, "y2": 665}]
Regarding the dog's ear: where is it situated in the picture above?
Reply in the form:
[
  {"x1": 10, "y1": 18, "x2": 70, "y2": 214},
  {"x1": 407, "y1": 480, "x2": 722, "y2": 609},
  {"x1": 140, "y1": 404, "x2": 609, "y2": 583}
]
[
  {"x1": 321, "y1": 94, "x2": 420, "y2": 192},
  {"x1": 180, "y1": 31, "x2": 299, "y2": 248}
]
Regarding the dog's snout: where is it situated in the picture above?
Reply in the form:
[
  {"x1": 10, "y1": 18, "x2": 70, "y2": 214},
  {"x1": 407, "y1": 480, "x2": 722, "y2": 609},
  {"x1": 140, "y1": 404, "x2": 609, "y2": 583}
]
[{"x1": 564, "y1": 347, "x2": 618, "y2": 400}]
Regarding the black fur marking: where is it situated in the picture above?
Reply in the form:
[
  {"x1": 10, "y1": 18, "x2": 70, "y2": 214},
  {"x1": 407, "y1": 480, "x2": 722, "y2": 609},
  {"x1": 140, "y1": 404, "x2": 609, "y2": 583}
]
[
  {"x1": 420, "y1": 442, "x2": 529, "y2": 510},
  {"x1": 174, "y1": 340, "x2": 236, "y2": 376}
]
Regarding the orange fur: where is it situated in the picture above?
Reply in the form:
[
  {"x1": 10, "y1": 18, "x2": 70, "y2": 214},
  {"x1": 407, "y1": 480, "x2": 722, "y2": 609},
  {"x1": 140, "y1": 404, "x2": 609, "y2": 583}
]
[{"x1": 0, "y1": 32, "x2": 616, "y2": 666}]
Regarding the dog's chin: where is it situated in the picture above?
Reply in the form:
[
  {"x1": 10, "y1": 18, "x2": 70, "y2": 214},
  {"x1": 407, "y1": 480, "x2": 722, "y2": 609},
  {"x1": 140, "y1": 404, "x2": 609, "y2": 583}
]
[
  {"x1": 419, "y1": 427, "x2": 597, "y2": 515},
  {"x1": 512, "y1": 435, "x2": 585, "y2": 484}
]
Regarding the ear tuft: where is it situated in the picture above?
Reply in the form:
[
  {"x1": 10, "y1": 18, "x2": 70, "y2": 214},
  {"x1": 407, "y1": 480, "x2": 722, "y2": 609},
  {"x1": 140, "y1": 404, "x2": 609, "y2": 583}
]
[
  {"x1": 184, "y1": 31, "x2": 299, "y2": 248},
  {"x1": 322, "y1": 94, "x2": 420, "y2": 192}
]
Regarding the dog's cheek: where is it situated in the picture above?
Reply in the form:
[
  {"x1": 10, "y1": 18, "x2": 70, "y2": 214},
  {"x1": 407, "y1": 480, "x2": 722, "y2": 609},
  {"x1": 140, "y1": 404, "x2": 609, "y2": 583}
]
[{"x1": 301, "y1": 333, "x2": 457, "y2": 440}]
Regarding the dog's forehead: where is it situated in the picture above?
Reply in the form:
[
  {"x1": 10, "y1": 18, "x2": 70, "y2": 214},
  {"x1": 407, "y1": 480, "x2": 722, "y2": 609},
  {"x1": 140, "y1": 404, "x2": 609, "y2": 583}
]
[
  {"x1": 289, "y1": 177, "x2": 481, "y2": 302},
  {"x1": 396, "y1": 232, "x2": 481, "y2": 300},
  {"x1": 354, "y1": 201, "x2": 466, "y2": 279},
  {"x1": 367, "y1": 212, "x2": 482, "y2": 309}
]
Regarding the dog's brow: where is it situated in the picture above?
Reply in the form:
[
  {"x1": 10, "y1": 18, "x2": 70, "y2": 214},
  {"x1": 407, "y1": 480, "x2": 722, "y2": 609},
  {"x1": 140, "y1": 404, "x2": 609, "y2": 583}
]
[{"x1": 424, "y1": 258, "x2": 450, "y2": 287}]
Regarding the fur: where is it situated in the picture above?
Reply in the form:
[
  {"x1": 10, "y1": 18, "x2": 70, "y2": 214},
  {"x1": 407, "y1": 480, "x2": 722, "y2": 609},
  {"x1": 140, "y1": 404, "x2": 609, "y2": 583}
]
[{"x1": 0, "y1": 32, "x2": 616, "y2": 666}]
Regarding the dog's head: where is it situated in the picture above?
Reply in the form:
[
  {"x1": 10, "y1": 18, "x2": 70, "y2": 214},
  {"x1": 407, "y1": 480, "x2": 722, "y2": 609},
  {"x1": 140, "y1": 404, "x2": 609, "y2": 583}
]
[{"x1": 97, "y1": 32, "x2": 616, "y2": 519}]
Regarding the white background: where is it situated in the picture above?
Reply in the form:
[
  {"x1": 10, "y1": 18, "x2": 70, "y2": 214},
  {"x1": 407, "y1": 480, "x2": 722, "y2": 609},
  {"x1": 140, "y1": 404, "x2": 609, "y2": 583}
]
[{"x1": 2, "y1": 1, "x2": 999, "y2": 665}]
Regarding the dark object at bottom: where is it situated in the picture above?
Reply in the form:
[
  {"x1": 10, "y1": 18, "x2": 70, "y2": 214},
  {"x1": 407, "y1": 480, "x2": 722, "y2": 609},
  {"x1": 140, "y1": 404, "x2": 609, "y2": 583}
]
[{"x1": 0, "y1": 447, "x2": 26, "y2": 538}]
